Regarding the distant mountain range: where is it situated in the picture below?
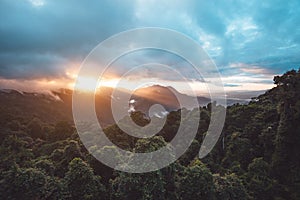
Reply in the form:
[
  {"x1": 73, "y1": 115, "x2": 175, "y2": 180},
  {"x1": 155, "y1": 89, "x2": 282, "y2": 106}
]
[{"x1": 0, "y1": 85, "x2": 255, "y2": 127}]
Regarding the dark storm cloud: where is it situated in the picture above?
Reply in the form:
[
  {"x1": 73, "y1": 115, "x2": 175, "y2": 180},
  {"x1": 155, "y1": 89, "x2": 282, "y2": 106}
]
[
  {"x1": 1, "y1": 0, "x2": 300, "y2": 87},
  {"x1": 0, "y1": 0, "x2": 135, "y2": 79}
]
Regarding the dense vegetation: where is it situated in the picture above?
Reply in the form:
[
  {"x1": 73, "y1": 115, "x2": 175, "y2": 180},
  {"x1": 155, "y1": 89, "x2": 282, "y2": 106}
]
[{"x1": 0, "y1": 69, "x2": 300, "y2": 199}]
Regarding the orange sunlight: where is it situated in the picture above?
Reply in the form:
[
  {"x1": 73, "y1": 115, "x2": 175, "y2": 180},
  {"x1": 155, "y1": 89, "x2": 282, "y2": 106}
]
[
  {"x1": 75, "y1": 76, "x2": 99, "y2": 92},
  {"x1": 71, "y1": 76, "x2": 121, "y2": 92}
]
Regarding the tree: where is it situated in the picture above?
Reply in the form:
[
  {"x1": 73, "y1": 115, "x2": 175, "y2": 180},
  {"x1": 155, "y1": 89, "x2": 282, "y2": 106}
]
[
  {"x1": 34, "y1": 158, "x2": 55, "y2": 176},
  {"x1": 111, "y1": 171, "x2": 166, "y2": 200},
  {"x1": 177, "y1": 159, "x2": 215, "y2": 200},
  {"x1": 221, "y1": 132, "x2": 254, "y2": 170},
  {"x1": 0, "y1": 135, "x2": 33, "y2": 170},
  {"x1": 272, "y1": 99, "x2": 295, "y2": 184},
  {"x1": 272, "y1": 69, "x2": 300, "y2": 192},
  {"x1": 55, "y1": 140, "x2": 83, "y2": 177},
  {"x1": 27, "y1": 118, "x2": 43, "y2": 139},
  {"x1": 64, "y1": 158, "x2": 106, "y2": 200},
  {"x1": 8, "y1": 120, "x2": 21, "y2": 131},
  {"x1": 0, "y1": 165, "x2": 47, "y2": 200},
  {"x1": 111, "y1": 136, "x2": 169, "y2": 200},
  {"x1": 130, "y1": 111, "x2": 150, "y2": 127},
  {"x1": 178, "y1": 139, "x2": 200, "y2": 166},
  {"x1": 246, "y1": 157, "x2": 276, "y2": 200},
  {"x1": 50, "y1": 121, "x2": 74, "y2": 141},
  {"x1": 213, "y1": 173, "x2": 250, "y2": 200},
  {"x1": 87, "y1": 145, "x2": 122, "y2": 182}
]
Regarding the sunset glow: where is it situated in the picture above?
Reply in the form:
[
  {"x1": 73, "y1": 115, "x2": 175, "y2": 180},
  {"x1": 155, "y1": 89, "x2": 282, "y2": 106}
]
[{"x1": 75, "y1": 76, "x2": 99, "y2": 92}]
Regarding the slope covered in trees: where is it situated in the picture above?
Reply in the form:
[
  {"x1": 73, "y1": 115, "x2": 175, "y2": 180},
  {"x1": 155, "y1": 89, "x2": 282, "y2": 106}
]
[{"x1": 0, "y1": 69, "x2": 300, "y2": 199}]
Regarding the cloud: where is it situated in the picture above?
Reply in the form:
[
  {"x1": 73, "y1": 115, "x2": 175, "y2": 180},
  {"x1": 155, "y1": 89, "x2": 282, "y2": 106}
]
[
  {"x1": 0, "y1": 0, "x2": 135, "y2": 79},
  {"x1": 1, "y1": 0, "x2": 300, "y2": 91},
  {"x1": 134, "y1": 0, "x2": 300, "y2": 70},
  {"x1": 0, "y1": 52, "x2": 68, "y2": 79},
  {"x1": 227, "y1": 63, "x2": 274, "y2": 75},
  {"x1": 103, "y1": 49, "x2": 205, "y2": 82},
  {"x1": 224, "y1": 83, "x2": 241, "y2": 87}
]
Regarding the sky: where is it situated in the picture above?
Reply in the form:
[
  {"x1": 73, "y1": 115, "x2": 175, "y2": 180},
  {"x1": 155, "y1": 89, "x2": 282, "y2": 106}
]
[{"x1": 0, "y1": 0, "x2": 300, "y2": 94}]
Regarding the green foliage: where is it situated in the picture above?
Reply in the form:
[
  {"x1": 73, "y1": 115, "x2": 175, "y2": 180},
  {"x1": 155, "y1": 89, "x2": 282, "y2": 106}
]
[
  {"x1": 64, "y1": 158, "x2": 106, "y2": 200},
  {"x1": 0, "y1": 165, "x2": 48, "y2": 200},
  {"x1": 178, "y1": 139, "x2": 200, "y2": 166},
  {"x1": 8, "y1": 120, "x2": 21, "y2": 131},
  {"x1": 222, "y1": 132, "x2": 254, "y2": 169},
  {"x1": 51, "y1": 121, "x2": 74, "y2": 141},
  {"x1": 55, "y1": 140, "x2": 83, "y2": 177},
  {"x1": 87, "y1": 145, "x2": 121, "y2": 182},
  {"x1": 177, "y1": 159, "x2": 215, "y2": 200},
  {"x1": 269, "y1": 70, "x2": 300, "y2": 199},
  {"x1": 213, "y1": 173, "x2": 250, "y2": 200},
  {"x1": 34, "y1": 158, "x2": 56, "y2": 176},
  {"x1": 27, "y1": 118, "x2": 43, "y2": 139},
  {"x1": 0, "y1": 69, "x2": 300, "y2": 199},
  {"x1": 246, "y1": 158, "x2": 276, "y2": 199},
  {"x1": 135, "y1": 135, "x2": 168, "y2": 153},
  {"x1": 0, "y1": 135, "x2": 33, "y2": 170},
  {"x1": 130, "y1": 111, "x2": 150, "y2": 127},
  {"x1": 111, "y1": 171, "x2": 166, "y2": 200}
]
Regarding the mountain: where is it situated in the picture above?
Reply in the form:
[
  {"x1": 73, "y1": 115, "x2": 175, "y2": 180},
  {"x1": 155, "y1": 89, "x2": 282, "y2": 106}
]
[
  {"x1": 130, "y1": 85, "x2": 210, "y2": 113},
  {"x1": 52, "y1": 85, "x2": 210, "y2": 126},
  {"x1": 1, "y1": 69, "x2": 300, "y2": 199},
  {"x1": 0, "y1": 85, "x2": 249, "y2": 128},
  {"x1": 0, "y1": 89, "x2": 72, "y2": 125},
  {"x1": 55, "y1": 85, "x2": 214, "y2": 125}
]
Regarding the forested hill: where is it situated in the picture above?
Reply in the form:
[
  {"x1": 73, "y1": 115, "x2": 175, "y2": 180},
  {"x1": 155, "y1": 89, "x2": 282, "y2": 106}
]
[{"x1": 0, "y1": 69, "x2": 300, "y2": 199}]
